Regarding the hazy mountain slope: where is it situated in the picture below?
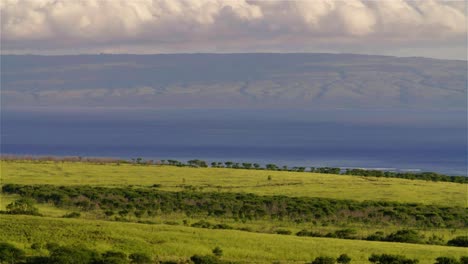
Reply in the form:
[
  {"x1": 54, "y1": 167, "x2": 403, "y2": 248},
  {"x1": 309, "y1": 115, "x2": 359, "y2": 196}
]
[{"x1": 1, "y1": 54, "x2": 465, "y2": 109}]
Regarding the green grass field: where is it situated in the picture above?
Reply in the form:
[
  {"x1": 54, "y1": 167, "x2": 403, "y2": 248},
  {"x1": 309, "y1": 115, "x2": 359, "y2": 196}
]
[
  {"x1": 1, "y1": 160, "x2": 467, "y2": 263},
  {"x1": 1, "y1": 161, "x2": 466, "y2": 207},
  {"x1": 1, "y1": 214, "x2": 466, "y2": 263}
]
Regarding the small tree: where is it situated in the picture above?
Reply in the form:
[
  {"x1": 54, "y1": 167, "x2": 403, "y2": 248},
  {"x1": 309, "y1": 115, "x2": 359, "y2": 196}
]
[
  {"x1": 369, "y1": 254, "x2": 418, "y2": 264},
  {"x1": 49, "y1": 246, "x2": 100, "y2": 264},
  {"x1": 101, "y1": 251, "x2": 128, "y2": 264},
  {"x1": 460, "y1": 257, "x2": 468, "y2": 264},
  {"x1": 0, "y1": 242, "x2": 26, "y2": 264},
  {"x1": 385, "y1": 229, "x2": 423, "y2": 244},
  {"x1": 129, "y1": 252, "x2": 152, "y2": 264},
  {"x1": 435, "y1": 257, "x2": 460, "y2": 264},
  {"x1": 212, "y1": 246, "x2": 223, "y2": 257},
  {"x1": 447, "y1": 236, "x2": 468, "y2": 247},
  {"x1": 337, "y1": 254, "x2": 351, "y2": 264},
  {"x1": 191, "y1": 254, "x2": 221, "y2": 264},
  {"x1": 6, "y1": 198, "x2": 40, "y2": 215},
  {"x1": 242, "y1": 163, "x2": 252, "y2": 169},
  {"x1": 311, "y1": 256, "x2": 336, "y2": 264}
]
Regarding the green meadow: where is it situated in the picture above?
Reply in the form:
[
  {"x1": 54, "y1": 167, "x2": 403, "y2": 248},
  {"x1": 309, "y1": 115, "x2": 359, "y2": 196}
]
[
  {"x1": 1, "y1": 161, "x2": 466, "y2": 207},
  {"x1": 0, "y1": 160, "x2": 466, "y2": 263},
  {"x1": 1, "y1": 215, "x2": 467, "y2": 263}
]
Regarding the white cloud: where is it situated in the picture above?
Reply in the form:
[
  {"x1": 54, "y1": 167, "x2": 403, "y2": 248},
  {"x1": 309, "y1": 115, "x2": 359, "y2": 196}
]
[{"x1": 1, "y1": 0, "x2": 466, "y2": 58}]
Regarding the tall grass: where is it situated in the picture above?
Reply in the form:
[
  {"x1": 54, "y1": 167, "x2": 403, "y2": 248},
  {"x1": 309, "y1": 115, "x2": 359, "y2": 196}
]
[
  {"x1": 2, "y1": 161, "x2": 466, "y2": 207},
  {"x1": 1, "y1": 215, "x2": 466, "y2": 263}
]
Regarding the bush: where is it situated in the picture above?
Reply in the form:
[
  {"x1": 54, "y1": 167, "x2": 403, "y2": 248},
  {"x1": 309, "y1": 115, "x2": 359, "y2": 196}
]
[
  {"x1": 6, "y1": 198, "x2": 40, "y2": 215},
  {"x1": 63, "y1": 212, "x2": 81, "y2": 218},
  {"x1": 385, "y1": 230, "x2": 423, "y2": 244},
  {"x1": 448, "y1": 236, "x2": 468, "y2": 247},
  {"x1": 0, "y1": 242, "x2": 26, "y2": 264},
  {"x1": 129, "y1": 252, "x2": 152, "y2": 264},
  {"x1": 366, "y1": 231, "x2": 385, "y2": 241},
  {"x1": 99, "y1": 251, "x2": 128, "y2": 264},
  {"x1": 460, "y1": 257, "x2": 468, "y2": 264},
  {"x1": 49, "y1": 245, "x2": 100, "y2": 264},
  {"x1": 369, "y1": 254, "x2": 419, "y2": 264},
  {"x1": 276, "y1": 229, "x2": 292, "y2": 235},
  {"x1": 30, "y1": 242, "x2": 43, "y2": 250},
  {"x1": 296, "y1": 229, "x2": 323, "y2": 237},
  {"x1": 311, "y1": 256, "x2": 336, "y2": 264},
  {"x1": 46, "y1": 242, "x2": 60, "y2": 252},
  {"x1": 337, "y1": 254, "x2": 351, "y2": 264},
  {"x1": 24, "y1": 256, "x2": 51, "y2": 264},
  {"x1": 192, "y1": 220, "x2": 212, "y2": 228},
  {"x1": 435, "y1": 257, "x2": 460, "y2": 264},
  {"x1": 212, "y1": 246, "x2": 223, "y2": 257},
  {"x1": 190, "y1": 254, "x2": 223, "y2": 264},
  {"x1": 330, "y1": 229, "x2": 356, "y2": 239},
  {"x1": 212, "y1": 224, "x2": 233, "y2": 230}
]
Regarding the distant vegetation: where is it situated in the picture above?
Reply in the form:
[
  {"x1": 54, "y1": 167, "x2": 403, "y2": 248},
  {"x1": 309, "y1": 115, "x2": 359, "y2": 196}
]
[
  {"x1": 2, "y1": 155, "x2": 466, "y2": 183},
  {"x1": 2, "y1": 184, "x2": 467, "y2": 245}
]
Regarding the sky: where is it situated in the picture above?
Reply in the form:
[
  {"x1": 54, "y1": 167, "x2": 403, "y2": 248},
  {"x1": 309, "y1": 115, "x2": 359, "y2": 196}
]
[{"x1": 0, "y1": 0, "x2": 467, "y2": 60}]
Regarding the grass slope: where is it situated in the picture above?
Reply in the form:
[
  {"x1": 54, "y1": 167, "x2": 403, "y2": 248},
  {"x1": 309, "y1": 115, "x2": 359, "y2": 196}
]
[
  {"x1": 2, "y1": 161, "x2": 466, "y2": 207},
  {"x1": 1, "y1": 215, "x2": 466, "y2": 263}
]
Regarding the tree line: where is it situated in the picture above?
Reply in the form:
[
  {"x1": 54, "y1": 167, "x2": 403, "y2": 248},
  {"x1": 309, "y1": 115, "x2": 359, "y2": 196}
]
[
  {"x1": 2, "y1": 156, "x2": 466, "y2": 183},
  {"x1": 3, "y1": 184, "x2": 467, "y2": 234}
]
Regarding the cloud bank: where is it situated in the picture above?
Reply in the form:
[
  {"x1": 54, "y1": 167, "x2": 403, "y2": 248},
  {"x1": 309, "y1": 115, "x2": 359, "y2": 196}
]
[{"x1": 1, "y1": 0, "x2": 466, "y2": 58}]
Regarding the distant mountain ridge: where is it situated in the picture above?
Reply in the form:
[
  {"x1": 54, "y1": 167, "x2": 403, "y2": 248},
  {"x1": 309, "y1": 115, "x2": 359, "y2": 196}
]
[{"x1": 1, "y1": 53, "x2": 466, "y2": 109}]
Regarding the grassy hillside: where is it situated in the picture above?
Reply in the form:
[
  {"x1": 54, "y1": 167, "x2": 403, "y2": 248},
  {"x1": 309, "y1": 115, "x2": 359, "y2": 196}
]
[
  {"x1": 1, "y1": 215, "x2": 466, "y2": 263},
  {"x1": 2, "y1": 161, "x2": 466, "y2": 207},
  {"x1": 1, "y1": 160, "x2": 466, "y2": 263}
]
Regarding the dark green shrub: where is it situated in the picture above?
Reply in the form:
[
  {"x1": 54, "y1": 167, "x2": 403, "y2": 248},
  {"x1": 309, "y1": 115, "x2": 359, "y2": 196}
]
[
  {"x1": 332, "y1": 229, "x2": 357, "y2": 239},
  {"x1": 30, "y1": 242, "x2": 43, "y2": 250},
  {"x1": 369, "y1": 254, "x2": 418, "y2": 264},
  {"x1": 0, "y1": 242, "x2": 26, "y2": 264},
  {"x1": 212, "y1": 246, "x2": 223, "y2": 257},
  {"x1": 46, "y1": 242, "x2": 60, "y2": 251},
  {"x1": 99, "y1": 251, "x2": 128, "y2": 264},
  {"x1": 192, "y1": 220, "x2": 212, "y2": 228},
  {"x1": 212, "y1": 224, "x2": 233, "y2": 230},
  {"x1": 448, "y1": 236, "x2": 468, "y2": 247},
  {"x1": 296, "y1": 230, "x2": 322, "y2": 237},
  {"x1": 337, "y1": 254, "x2": 351, "y2": 264},
  {"x1": 435, "y1": 257, "x2": 460, "y2": 264},
  {"x1": 49, "y1": 245, "x2": 100, "y2": 264},
  {"x1": 63, "y1": 212, "x2": 81, "y2": 218},
  {"x1": 190, "y1": 254, "x2": 223, "y2": 264},
  {"x1": 311, "y1": 256, "x2": 336, "y2": 264},
  {"x1": 25, "y1": 256, "x2": 51, "y2": 264},
  {"x1": 385, "y1": 230, "x2": 423, "y2": 244},
  {"x1": 366, "y1": 231, "x2": 385, "y2": 241},
  {"x1": 276, "y1": 229, "x2": 292, "y2": 235},
  {"x1": 129, "y1": 252, "x2": 152, "y2": 264},
  {"x1": 460, "y1": 257, "x2": 468, "y2": 264},
  {"x1": 6, "y1": 198, "x2": 40, "y2": 215}
]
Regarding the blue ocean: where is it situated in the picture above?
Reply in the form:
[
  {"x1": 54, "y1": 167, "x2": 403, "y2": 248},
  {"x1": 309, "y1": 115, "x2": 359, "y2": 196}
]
[{"x1": 1, "y1": 108, "x2": 466, "y2": 175}]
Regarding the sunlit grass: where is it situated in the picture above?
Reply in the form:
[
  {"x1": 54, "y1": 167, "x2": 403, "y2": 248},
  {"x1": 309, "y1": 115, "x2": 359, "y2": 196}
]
[
  {"x1": 2, "y1": 160, "x2": 466, "y2": 207},
  {"x1": 1, "y1": 214, "x2": 466, "y2": 263}
]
